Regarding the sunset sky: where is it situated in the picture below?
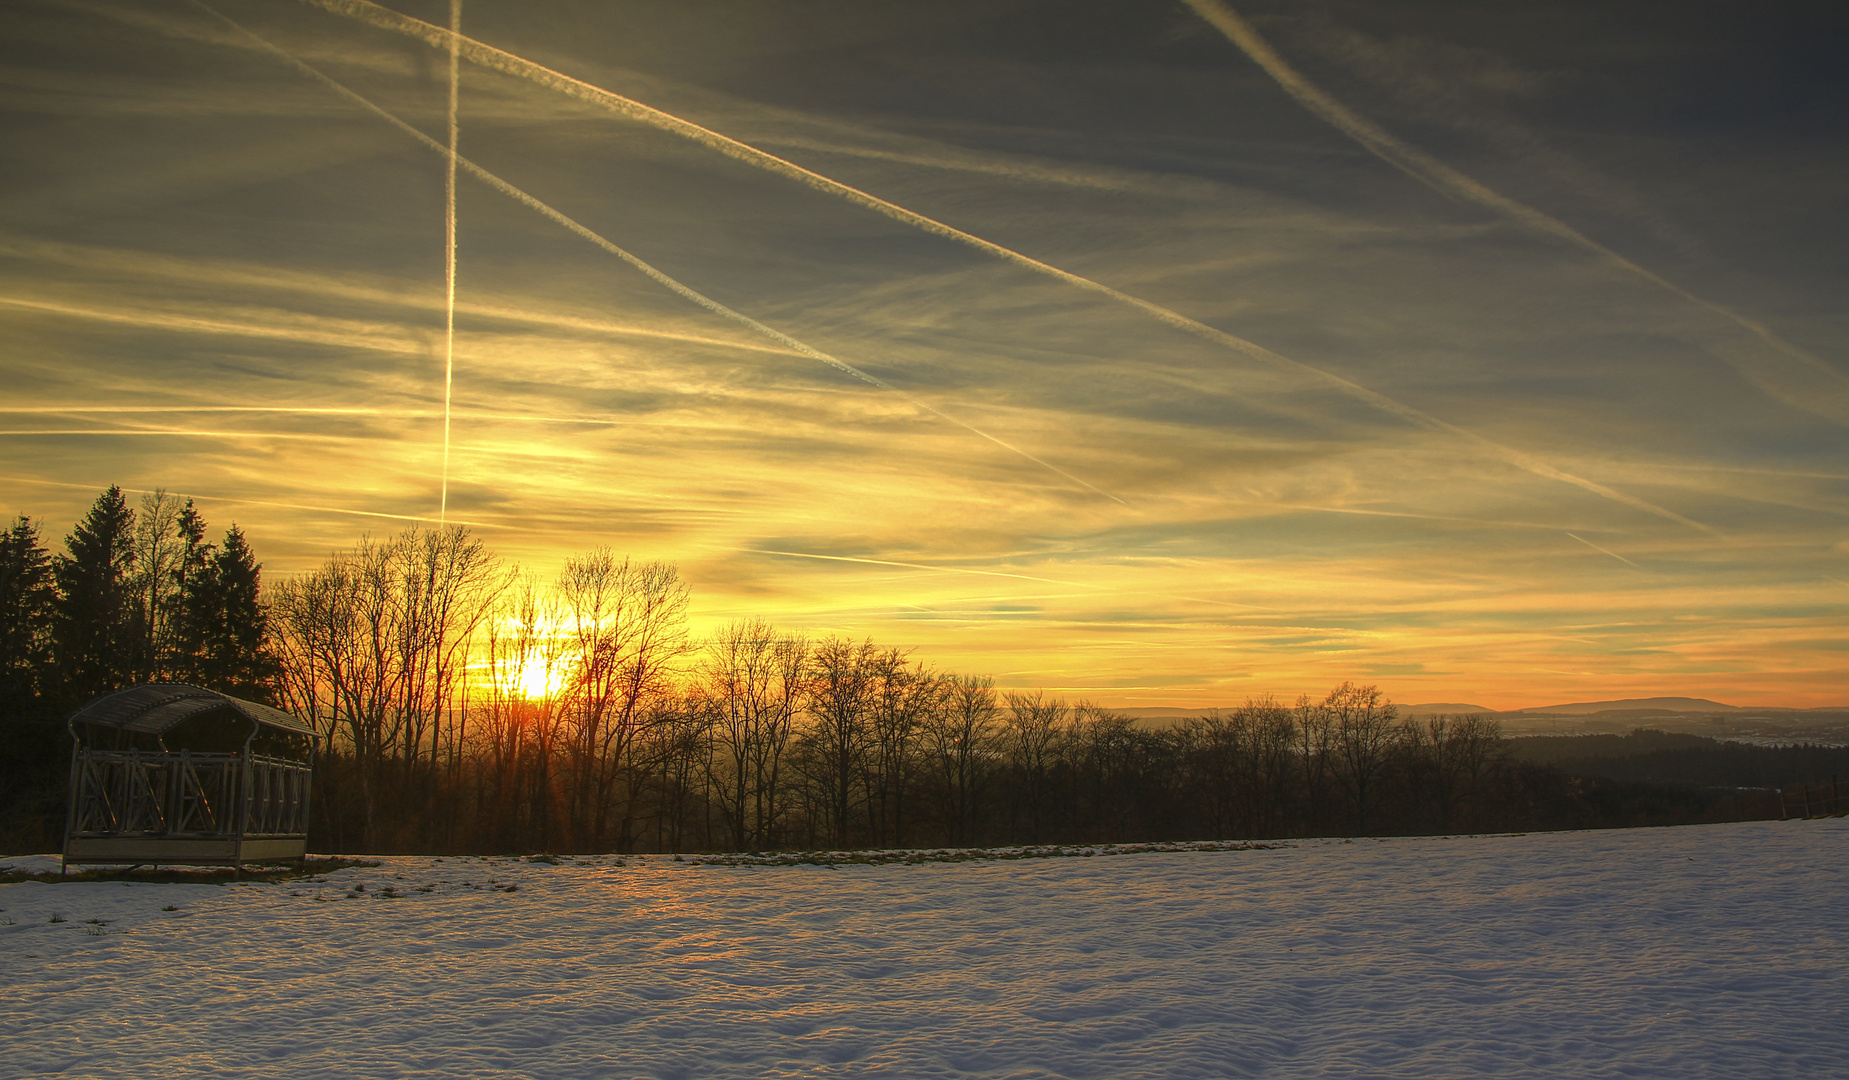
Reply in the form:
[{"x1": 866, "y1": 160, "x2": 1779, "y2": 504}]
[{"x1": 4, "y1": 0, "x2": 1845, "y2": 709}]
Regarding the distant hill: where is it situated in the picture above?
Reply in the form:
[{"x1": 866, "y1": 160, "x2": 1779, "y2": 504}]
[
  {"x1": 1512, "y1": 697, "x2": 1740, "y2": 715},
  {"x1": 1403, "y1": 703, "x2": 1497, "y2": 716},
  {"x1": 1115, "y1": 707, "x2": 1218, "y2": 726}
]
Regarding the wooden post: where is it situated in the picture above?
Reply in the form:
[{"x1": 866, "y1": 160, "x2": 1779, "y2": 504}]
[
  {"x1": 1833, "y1": 775, "x2": 1840, "y2": 816},
  {"x1": 1802, "y1": 787, "x2": 1813, "y2": 819}
]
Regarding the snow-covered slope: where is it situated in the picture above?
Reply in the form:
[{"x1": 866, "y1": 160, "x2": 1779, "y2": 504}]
[{"x1": 3, "y1": 821, "x2": 1845, "y2": 1078}]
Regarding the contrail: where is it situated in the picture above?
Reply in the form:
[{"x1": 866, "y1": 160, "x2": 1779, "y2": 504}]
[
  {"x1": 2, "y1": 474, "x2": 504, "y2": 528},
  {"x1": 1266, "y1": 502, "x2": 1615, "y2": 533},
  {"x1": 289, "y1": 0, "x2": 1712, "y2": 532},
  {"x1": 0, "y1": 428, "x2": 365, "y2": 442},
  {"x1": 439, "y1": 0, "x2": 460, "y2": 521},
  {"x1": 1, "y1": 404, "x2": 628, "y2": 425},
  {"x1": 1182, "y1": 0, "x2": 1849, "y2": 426},
  {"x1": 2, "y1": 235, "x2": 804, "y2": 355},
  {"x1": 746, "y1": 548, "x2": 1085, "y2": 586},
  {"x1": 745, "y1": 548, "x2": 1268, "y2": 611},
  {"x1": 192, "y1": 2, "x2": 1122, "y2": 506},
  {"x1": 1566, "y1": 532, "x2": 1639, "y2": 568},
  {"x1": 0, "y1": 294, "x2": 424, "y2": 354}
]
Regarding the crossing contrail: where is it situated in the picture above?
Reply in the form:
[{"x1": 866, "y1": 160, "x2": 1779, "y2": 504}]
[
  {"x1": 287, "y1": 0, "x2": 1713, "y2": 532},
  {"x1": 439, "y1": 0, "x2": 459, "y2": 521},
  {"x1": 1182, "y1": 0, "x2": 1849, "y2": 426},
  {"x1": 192, "y1": 1, "x2": 1122, "y2": 506}
]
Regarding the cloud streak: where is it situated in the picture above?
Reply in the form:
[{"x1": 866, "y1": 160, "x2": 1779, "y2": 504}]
[
  {"x1": 1182, "y1": 0, "x2": 1849, "y2": 426},
  {"x1": 194, "y1": 0, "x2": 1121, "y2": 506},
  {"x1": 3, "y1": 473, "x2": 504, "y2": 528},
  {"x1": 290, "y1": 0, "x2": 1712, "y2": 533},
  {"x1": 0, "y1": 294, "x2": 426, "y2": 355}
]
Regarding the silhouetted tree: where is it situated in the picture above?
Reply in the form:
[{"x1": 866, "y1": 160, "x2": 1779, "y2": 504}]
[
  {"x1": 1327, "y1": 682, "x2": 1398, "y2": 834},
  {"x1": 1002, "y1": 691, "x2": 1066, "y2": 842},
  {"x1": 701, "y1": 619, "x2": 807, "y2": 850},
  {"x1": 802, "y1": 636, "x2": 881, "y2": 847},
  {"x1": 0, "y1": 515, "x2": 64, "y2": 849},
  {"x1": 177, "y1": 525, "x2": 278, "y2": 700},
  {"x1": 923, "y1": 674, "x2": 998, "y2": 845},
  {"x1": 0, "y1": 515, "x2": 55, "y2": 708},
  {"x1": 51, "y1": 486, "x2": 136, "y2": 706}
]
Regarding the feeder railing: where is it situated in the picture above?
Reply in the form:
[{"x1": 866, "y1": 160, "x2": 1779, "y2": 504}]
[{"x1": 67, "y1": 749, "x2": 313, "y2": 839}]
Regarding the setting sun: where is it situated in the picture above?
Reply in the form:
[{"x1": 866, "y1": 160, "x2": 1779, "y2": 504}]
[{"x1": 510, "y1": 657, "x2": 569, "y2": 702}]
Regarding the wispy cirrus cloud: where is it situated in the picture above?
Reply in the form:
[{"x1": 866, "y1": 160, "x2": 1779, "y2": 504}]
[{"x1": 2, "y1": 0, "x2": 1843, "y2": 707}]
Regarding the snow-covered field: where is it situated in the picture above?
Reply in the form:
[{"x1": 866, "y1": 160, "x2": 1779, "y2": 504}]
[{"x1": 3, "y1": 820, "x2": 1845, "y2": 1079}]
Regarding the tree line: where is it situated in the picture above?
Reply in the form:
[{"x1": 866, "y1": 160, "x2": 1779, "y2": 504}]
[{"x1": 0, "y1": 487, "x2": 1777, "y2": 855}]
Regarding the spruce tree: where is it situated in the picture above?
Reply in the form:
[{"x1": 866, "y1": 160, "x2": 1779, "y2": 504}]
[
  {"x1": 1, "y1": 516, "x2": 64, "y2": 851},
  {"x1": 52, "y1": 486, "x2": 137, "y2": 706},
  {"x1": 167, "y1": 499, "x2": 215, "y2": 680},
  {"x1": 0, "y1": 515, "x2": 55, "y2": 711},
  {"x1": 184, "y1": 524, "x2": 278, "y2": 702}
]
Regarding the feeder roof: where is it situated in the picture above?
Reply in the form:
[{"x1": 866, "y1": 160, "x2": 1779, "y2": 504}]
[{"x1": 68, "y1": 683, "x2": 315, "y2": 738}]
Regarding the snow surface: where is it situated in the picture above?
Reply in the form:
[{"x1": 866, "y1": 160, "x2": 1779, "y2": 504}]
[{"x1": 3, "y1": 820, "x2": 1846, "y2": 1079}]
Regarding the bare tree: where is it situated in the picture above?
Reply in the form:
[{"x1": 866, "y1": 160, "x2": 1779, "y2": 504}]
[
  {"x1": 923, "y1": 674, "x2": 997, "y2": 845},
  {"x1": 556, "y1": 551, "x2": 691, "y2": 851},
  {"x1": 1292, "y1": 692, "x2": 1337, "y2": 833},
  {"x1": 1449, "y1": 713, "x2": 1506, "y2": 829},
  {"x1": 701, "y1": 619, "x2": 807, "y2": 850},
  {"x1": 127, "y1": 489, "x2": 185, "y2": 681},
  {"x1": 472, "y1": 573, "x2": 568, "y2": 849},
  {"x1": 1002, "y1": 691, "x2": 1067, "y2": 842},
  {"x1": 1326, "y1": 682, "x2": 1399, "y2": 834},
  {"x1": 269, "y1": 525, "x2": 501, "y2": 848},
  {"x1": 866, "y1": 649, "x2": 932, "y2": 848},
  {"x1": 802, "y1": 636, "x2": 881, "y2": 848},
  {"x1": 1067, "y1": 702, "x2": 1142, "y2": 842}
]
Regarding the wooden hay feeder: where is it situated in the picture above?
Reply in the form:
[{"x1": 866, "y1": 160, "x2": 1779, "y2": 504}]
[{"x1": 63, "y1": 684, "x2": 316, "y2": 870}]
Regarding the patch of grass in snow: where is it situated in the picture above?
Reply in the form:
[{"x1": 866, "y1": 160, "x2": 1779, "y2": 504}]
[{"x1": 0, "y1": 856, "x2": 379, "y2": 886}]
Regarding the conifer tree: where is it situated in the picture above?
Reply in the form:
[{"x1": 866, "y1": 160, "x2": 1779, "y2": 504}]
[
  {"x1": 52, "y1": 486, "x2": 137, "y2": 706},
  {"x1": 0, "y1": 515, "x2": 64, "y2": 849},
  {"x1": 0, "y1": 515, "x2": 55, "y2": 711},
  {"x1": 166, "y1": 499, "x2": 215, "y2": 680},
  {"x1": 182, "y1": 524, "x2": 278, "y2": 702}
]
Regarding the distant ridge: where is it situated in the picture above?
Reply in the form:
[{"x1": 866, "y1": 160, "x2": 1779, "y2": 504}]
[
  {"x1": 1116, "y1": 707, "x2": 1220, "y2": 720},
  {"x1": 1403, "y1": 702, "x2": 1497, "y2": 715},
  {"x1": 1511, "y1": 696, "x2": 1739, "y2": 715}
]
